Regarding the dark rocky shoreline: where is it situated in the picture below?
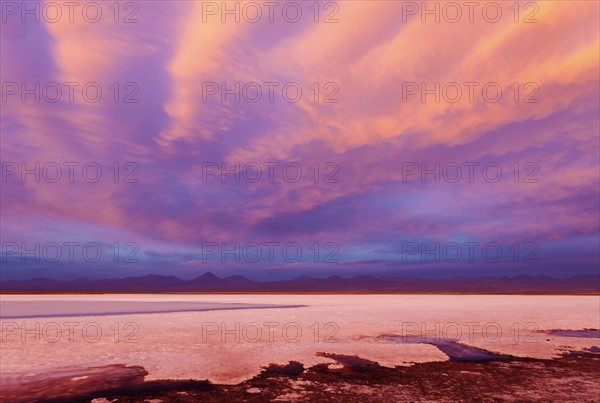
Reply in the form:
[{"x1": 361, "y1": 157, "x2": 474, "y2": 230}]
[{"x1": 3, "y1": 350, "x2": 599, "y2": 402}]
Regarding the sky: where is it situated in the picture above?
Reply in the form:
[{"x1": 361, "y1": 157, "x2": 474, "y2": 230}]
[{"x1": 0, "y1": 1, "x2": 599, "y2": 281}]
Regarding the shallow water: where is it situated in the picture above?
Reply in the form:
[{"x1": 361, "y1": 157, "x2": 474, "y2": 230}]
[
  {"x1": 0, "y1": 300, "x2": 299, "y2": 319},
  {"x1": 548, "y1": 329, "x2": 600, "y2": 339},
  {"x1": 381, "y1": 335, "x2": 502, "y2": 362}
]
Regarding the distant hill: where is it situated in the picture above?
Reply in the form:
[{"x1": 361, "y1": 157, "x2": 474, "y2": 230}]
[{"x1": 1, "y1": 273, "x2": 598, "y2": 293}]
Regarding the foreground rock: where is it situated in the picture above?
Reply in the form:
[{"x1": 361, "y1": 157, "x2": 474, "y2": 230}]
[
  {"x1": 0, "y1": 364, "x2": 148, "y2": 402},
  {"x1": 0, "y1": 365, "x2": 213, "y2": 403}
]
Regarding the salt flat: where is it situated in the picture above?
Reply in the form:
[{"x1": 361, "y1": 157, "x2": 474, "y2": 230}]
[{"x1": 1, "y1": 294, "x2": 598, "y2": 384}]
